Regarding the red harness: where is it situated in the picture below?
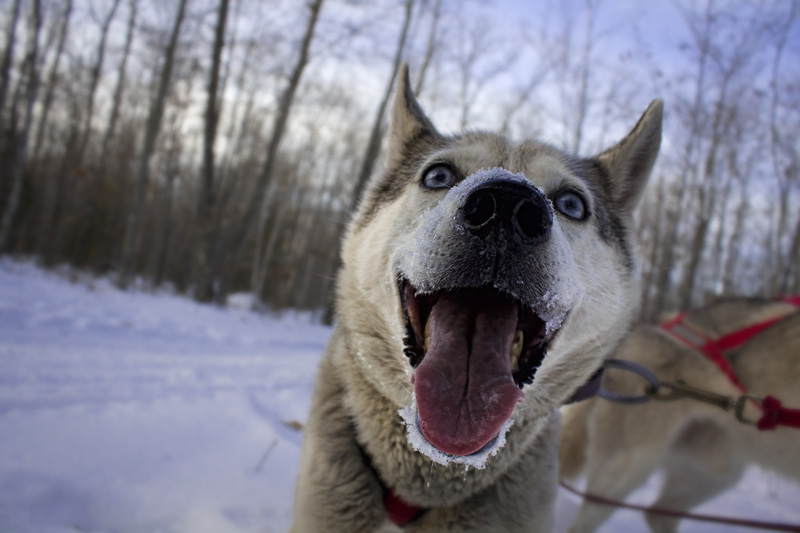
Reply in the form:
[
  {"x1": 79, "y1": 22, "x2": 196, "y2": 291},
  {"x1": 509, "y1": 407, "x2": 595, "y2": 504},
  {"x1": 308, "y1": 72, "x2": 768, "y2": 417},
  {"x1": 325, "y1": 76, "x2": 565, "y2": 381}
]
[{"x1": 660, "y1": 296, "x2": 800, "y2": 431}]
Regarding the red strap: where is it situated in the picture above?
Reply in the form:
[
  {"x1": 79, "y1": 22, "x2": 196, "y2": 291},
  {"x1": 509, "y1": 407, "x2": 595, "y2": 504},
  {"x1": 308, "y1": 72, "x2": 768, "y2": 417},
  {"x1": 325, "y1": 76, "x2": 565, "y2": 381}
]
[
  {"x1": 697, "y1": 342, "x2": 746, "y2": 392},
  {"x1": 712, "y1": 318, "x2": 784, "y2": 353},
  {"x1": 384, "y1": 489, "x2": 424, "y2": 527},
  {"x1": 782, "y1": 295, "x2": 800, "y2": 307},
  {"x1": 659, "y1": 316, "x2": 746, "y2": 391},
  {"x1": 757, "y1": 395, "x2": 800, "y2": 431},
  {"x1": 660, "y1": 311, "x2": 688, "y2": 330},
  {"x1": 660, "y1": 303, "x2": 800, "y2": 431}
]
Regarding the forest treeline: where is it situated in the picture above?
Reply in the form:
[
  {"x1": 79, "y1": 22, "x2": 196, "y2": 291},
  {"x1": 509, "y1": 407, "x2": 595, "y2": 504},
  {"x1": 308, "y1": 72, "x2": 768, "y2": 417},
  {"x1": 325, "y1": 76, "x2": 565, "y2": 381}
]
[{"x1": 0, "y1": 0, "x2": 798, "y2": 323}]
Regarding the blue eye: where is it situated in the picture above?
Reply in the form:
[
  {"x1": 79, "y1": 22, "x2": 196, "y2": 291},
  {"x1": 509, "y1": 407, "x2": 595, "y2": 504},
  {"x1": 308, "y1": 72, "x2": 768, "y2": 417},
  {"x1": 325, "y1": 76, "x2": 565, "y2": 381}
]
[
  {"x1": 421, "y1": 165, "x2": 457, "y2": 189},
  {"x1": 553, "y1": 190, "x2": 588, "y2": 220}
]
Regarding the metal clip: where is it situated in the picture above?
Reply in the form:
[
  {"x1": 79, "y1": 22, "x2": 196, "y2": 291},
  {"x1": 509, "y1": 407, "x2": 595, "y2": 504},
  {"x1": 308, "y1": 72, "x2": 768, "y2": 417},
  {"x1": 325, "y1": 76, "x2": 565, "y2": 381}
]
[
  {"x1": 646, "y1": 380, "x2": 735, "y2": 412},
  {"x1": 596, "y1": 359, "x2": 661, "y2": 405},
  {"x1": 734, "y1": 393, "x2": 763, "y2": 425}
]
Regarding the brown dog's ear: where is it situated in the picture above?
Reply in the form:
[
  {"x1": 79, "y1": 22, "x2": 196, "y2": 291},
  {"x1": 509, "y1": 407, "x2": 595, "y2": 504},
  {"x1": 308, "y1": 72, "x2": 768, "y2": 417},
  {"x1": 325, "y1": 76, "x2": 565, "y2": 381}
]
[
  {"x1": 595, "y1": 99, "x2": 663, "y2": 212},
  {"x1": 387, "y1": 64, "x2": 439, "y2": 166}
]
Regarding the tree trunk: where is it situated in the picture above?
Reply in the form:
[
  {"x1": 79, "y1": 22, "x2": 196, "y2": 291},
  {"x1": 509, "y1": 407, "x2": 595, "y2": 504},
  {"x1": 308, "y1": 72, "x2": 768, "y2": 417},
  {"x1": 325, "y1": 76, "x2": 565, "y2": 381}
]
[
  {"x1": 705, "y1": 153, "x2": 735, "y2": 301},
  {"x1": 100, "y1": 0, "x2": 137, "y2": 171},
  {"x1": 570, "y1": 0, "x2": 598, "y2": 154},
  {"x1": 789, "y1": 215, "x2": 800, "y2": 294},
  {"x1": 213, "y1": 0, "x2": 324, "y2": 301},
  {"x1": 75, "y1": 0, "x2": 121, "y2": 164},
  {"x1": 639, "y1": 176, "x2": 666, "y2": 322},
  {"x1": 117, "y1": 0, "x2": 188, "y2": 288},
  {"x1": 0, "y1": 0, "x2": 42, "y2": 251},
  {"x1": 0, "y1": 0, "x2": 22, "y2": 131},
  {"x1": 414, "y1": 0, "x2": 440, "y2": 97},
  {"x1": 30, "y1": 0, "x2": 72, "y2": 168},
  {"x1": 651, "y1": 3, "x2": 713, "y2": 315},
  {"x1": 767, "y1": 3, "x2": 798, "y2": 294},
  {"x1": 723, "y1": 185, "x2": 750, "y2": 293},
  {"x1": 45, "y1": 0, "x2": 121, "y2": 266},
  {"x1": 194, "y1": 0, "x2": 230, "y2": 302},
  {"x1": 253, "y1": 140, "x2": 317, "y2": 305},
  {"x1": 677, "y1": 97, "x2": 728, "y2": 307},
  {"x1": 349, "y1": 0, "x2": 415, "y2": 209},
  {"x1": 217, "y1": 38, "x2": 255, "y2": 180}
]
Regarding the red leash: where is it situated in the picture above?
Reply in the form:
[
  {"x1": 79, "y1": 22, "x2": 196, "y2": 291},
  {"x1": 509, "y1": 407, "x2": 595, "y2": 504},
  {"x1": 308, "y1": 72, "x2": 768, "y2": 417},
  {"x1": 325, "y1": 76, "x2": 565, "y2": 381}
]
[
  {"x1": 660, "y1": 297, "x2": 800, "y2": 430},
  {"x1": 560, "y1": 481, "x2": 800, "y2": 532},
  {"x1": 758, "y1": 395, "x2": 800, "y2": 430}
]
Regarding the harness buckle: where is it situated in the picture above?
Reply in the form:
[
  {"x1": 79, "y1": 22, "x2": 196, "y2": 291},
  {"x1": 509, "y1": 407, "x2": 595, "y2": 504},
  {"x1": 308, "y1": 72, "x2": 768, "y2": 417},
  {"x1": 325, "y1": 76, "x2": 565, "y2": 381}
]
[
  {"x1": 734, "y1": 393, "x2": 763, "y2": 425},
  {"x1": 646, "y1": 380, "x2": 735, "y2": 412}
]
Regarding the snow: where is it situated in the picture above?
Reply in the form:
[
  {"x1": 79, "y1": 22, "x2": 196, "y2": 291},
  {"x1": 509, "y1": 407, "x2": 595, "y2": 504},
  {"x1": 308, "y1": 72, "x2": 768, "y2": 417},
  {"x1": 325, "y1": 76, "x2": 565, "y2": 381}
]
[
  {"x1": 1, "y1": 258, "x2": 798, "y2": 532},
  {"x1": 398, "y1": 404, "x2": 514, "y2": 470}
]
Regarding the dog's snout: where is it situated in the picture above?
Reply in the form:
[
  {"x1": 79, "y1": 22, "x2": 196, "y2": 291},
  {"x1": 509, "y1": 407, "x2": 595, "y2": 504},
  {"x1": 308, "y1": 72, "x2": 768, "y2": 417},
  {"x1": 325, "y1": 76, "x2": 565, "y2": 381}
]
[{"x1": 461, "y1": 178, "x2": 552, "y2": 246}]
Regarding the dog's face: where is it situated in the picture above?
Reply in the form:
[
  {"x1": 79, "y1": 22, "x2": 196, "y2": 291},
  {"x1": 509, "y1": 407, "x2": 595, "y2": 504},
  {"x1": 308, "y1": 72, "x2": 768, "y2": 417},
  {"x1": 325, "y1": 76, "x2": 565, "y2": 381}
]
[{"x1": 339, "y1": 67, "x2": 662, "y2": 462}]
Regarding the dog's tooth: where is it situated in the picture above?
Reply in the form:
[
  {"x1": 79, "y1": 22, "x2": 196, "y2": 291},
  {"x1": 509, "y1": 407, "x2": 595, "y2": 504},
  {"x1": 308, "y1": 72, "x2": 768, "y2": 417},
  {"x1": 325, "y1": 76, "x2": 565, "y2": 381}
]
[
  {"x1": 424, "y1": 319, "x2": 431, "y2": 351},
  {"x1": 510, "y1": 329, "x2": 523, "y2": 365}
]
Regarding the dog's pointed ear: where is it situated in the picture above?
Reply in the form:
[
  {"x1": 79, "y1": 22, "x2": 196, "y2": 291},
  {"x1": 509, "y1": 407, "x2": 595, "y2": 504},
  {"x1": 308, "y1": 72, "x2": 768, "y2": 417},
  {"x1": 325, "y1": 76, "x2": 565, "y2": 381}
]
[
  {"x1": 595, "y1": 99, "x2": 663, "y2": 212},
  {"x1": 387, "y1": 64, "x2": 438, "y2": 165}
]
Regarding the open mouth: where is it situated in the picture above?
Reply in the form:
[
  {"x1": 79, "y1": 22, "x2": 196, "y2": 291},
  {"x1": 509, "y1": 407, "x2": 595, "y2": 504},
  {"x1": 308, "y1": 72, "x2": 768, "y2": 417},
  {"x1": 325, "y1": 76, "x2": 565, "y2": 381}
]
[{"x1": 399, "y1": 278, "x2": 560, "y2": 457}]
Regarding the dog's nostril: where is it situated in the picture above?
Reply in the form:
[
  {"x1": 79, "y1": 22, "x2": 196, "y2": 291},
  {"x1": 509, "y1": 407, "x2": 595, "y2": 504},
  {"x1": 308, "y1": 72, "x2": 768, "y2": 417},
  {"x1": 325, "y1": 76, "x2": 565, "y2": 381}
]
[
  {"x1": 463, "y1": 189, "x2": 496, "y2": 229},
  {"x1": 514, "y1": 199, "x2": 552, "y2": 242},
  {"x1": 460, "y1": 177, "x2": 553, "y2": 246}
]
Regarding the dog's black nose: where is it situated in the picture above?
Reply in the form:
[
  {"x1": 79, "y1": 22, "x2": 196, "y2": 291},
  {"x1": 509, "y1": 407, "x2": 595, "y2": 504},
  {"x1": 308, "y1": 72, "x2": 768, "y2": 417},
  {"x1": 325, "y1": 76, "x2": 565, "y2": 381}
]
[{"x1": 461, "y1": 177, "x2": 552, "y2": 246}]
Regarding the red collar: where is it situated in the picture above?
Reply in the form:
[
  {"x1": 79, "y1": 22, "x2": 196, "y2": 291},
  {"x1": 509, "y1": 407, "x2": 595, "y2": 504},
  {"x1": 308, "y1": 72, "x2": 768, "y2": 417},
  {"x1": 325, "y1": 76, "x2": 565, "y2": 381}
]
[{"x1": 383, "y1": 489, "x2": 425, "y2": 527}]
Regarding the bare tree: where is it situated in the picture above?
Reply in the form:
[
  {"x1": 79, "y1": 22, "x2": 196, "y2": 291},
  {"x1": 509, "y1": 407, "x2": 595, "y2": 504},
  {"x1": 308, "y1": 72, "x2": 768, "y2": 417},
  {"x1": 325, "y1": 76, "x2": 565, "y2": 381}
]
[
  {"x1": 350, "y1": 0, "x2": 415, "y2": 208},
  {"x1": 76, "y1": 0, "x2": 122, "y2": 162},
  {"x1": 194, "y1": 0, "x2": 230, "y2": 302},
  {"x1": 454, "y1": 16, "x2": 517, "y2": 131},
  {"x1": 117, "y1": 0, "x2": 188, "y2": 288},
  {"x1": 767, "y1": 1, "x2": 800, "y2": 293},
  {"x1": 99, "y1": 0, "x2": 138, "y2": 171},
  {"x1": 413, "y1": 0, "x2": 441, "y2": 97},
  {"x1": 2, "y1": 0, "x2": 797, "y2": 317},
  {"x1": 211, "y1": 0, "x2": 325, "y2": 301},
  {"x1": 0, "y1": 0, "x2": 22, "y2": 131},
  {"x1": 650, "y1": 0, "x2": 714, "y2": 315},
  {"x1": 0, "y1": 0, "x2": 42, "y2": 251},
  {"x1": 677, "y1": 90, "x2": 733, "y2": 307},
  {"x1": 30, "y1": 0, "x2": 72, "y2": 167}
]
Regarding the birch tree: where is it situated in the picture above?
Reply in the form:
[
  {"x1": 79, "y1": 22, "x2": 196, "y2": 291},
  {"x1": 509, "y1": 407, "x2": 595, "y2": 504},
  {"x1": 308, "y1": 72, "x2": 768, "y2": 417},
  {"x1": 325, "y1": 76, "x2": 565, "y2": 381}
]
[
  {"x1": 30, "y1": 0, "x2": 72, "y2": 167},
  {"x1": 350, "y1": 0, "x2": 415, "y2": 208},
  {"x1": 99, "y1": 0, "x2": 137, "y2": 171},
  {"x1": 212, "y1": 0, "x2": 324, "y2": 301},
  {"x1": 0, "y1": 0, "x2": 22, "y2": 132},
  {"x1": 117, "y1": 0, "x2": 188, "y2": 288},
  {"x1": 0, "y1": 0, "x2": 42, "y2": 251},
  {"x1": 194, "y1": 0, "x2": 230, "y2": 302}
]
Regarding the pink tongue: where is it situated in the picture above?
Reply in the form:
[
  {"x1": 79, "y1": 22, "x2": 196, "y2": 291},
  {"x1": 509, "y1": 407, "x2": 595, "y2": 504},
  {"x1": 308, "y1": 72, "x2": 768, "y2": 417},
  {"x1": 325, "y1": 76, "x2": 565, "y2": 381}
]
[{"x1": 413, "y1": 289, "x2": 523, "y2": 456}]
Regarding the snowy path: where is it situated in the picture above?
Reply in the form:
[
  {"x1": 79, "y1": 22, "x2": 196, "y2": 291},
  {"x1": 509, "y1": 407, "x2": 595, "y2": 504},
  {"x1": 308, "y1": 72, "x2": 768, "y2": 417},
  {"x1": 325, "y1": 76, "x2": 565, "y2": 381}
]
[{"x1": 0, "y1": 259, "x2": 797, "y2": 532}]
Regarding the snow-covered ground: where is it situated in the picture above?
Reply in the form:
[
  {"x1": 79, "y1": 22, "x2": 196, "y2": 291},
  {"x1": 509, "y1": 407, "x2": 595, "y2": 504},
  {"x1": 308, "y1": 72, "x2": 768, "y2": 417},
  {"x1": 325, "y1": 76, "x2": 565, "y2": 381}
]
[{"x1": 0, "y1": 258, "x2": 798, "y2": 532}]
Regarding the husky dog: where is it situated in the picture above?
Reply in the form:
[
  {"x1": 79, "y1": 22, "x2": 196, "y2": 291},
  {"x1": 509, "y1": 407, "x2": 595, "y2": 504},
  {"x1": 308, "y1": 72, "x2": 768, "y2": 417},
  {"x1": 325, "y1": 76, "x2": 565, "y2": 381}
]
[
  {"x1": 560, "y1": 297, "x2": 800, "y2": 533},
  {"x1": 291, "y1": 65, "x2": 662, "y2": 532}
]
